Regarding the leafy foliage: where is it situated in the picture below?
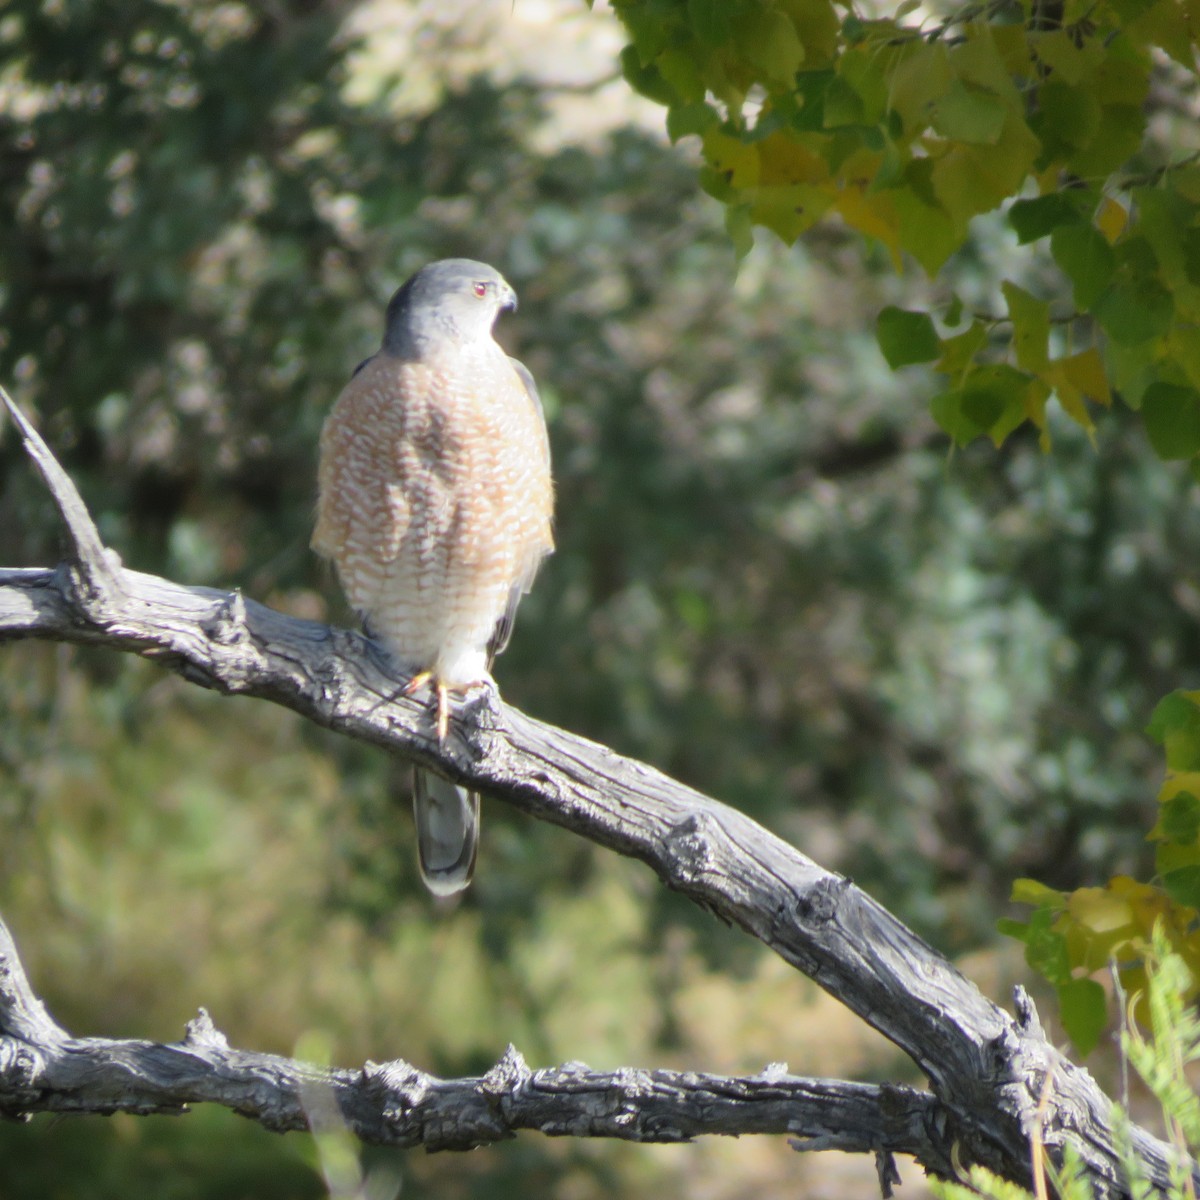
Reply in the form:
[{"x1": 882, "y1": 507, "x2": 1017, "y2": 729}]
[
  {"x1": 611, "y1": 0, "x2": 1200, "y2": 464},
  {"x1": 1005, "y1": 691, "x2": 1200, "y2": 1054},
  {"x1": 933, "y1": 928, "x2": 1200, "y2": 1200}
]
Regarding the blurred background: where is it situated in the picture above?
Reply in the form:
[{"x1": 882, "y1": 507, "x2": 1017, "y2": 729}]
[{"x1": 1, "y1": 0, "x2": 1198, "y2": 1196}]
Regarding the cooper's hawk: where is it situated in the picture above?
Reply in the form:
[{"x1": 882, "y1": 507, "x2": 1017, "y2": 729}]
[{"x1": 312, "y1": 259, "x2": 554, "y2": 895}]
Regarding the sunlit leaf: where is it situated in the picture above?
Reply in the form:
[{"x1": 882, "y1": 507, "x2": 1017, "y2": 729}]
[{"x1": 1011, "y1": 878, "x2": 1066, "y2": 908}]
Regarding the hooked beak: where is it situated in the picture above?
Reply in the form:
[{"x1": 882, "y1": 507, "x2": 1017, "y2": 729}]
[{"x1": 501, "y1": 285, "x2": 518, "y2": 314}]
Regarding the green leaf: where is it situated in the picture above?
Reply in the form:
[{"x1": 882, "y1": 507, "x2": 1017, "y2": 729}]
[
  {"x1": 792, "y1": 69, "x2": 835, "y2": 131},
  {"x1": 688, "y1": 0, "x2": 733, "y2": 46},
  {"x1": 667, "y1": 102, "x2": 719, "y2": 141},
  {"x1": 620, "y1": 46, "x2": 677, "y2": 106},
  {"x1": 1009, "y1": 194, "x2": 1083, "y2": 244},
  {"x1": 1011, "y1": 877, "x2": 1066, "y2": 908},
  {"x1": 1057, "y1": 978, "x2": 1109, "y2": 1055},
  {"x1": 930, "y1": 367, "x2": 1032, "y2": 445},
  {"x1": 737, "y1": 9, "x2": 806, "y2": 84},
  {"x1": 1030, "y1": 80, "x2": 1101, "y2": 161},
  {"x1": 823, "y1": 76, "x2": 864, "y2": 127},
  {"x1": 1141, "y1": 382, "x2": 1200, "y2": 460},
  {"x1": 1162, "y1": 866, "x2": 1200, "y2": 909},
  {"x1": 1159, "y1": 791, "x2": 1200, "y2": 845},
  {"x1": 1002, "y1": 281, "x2": 1050, "y2": 372},
  {"x1": 725, "y1": 204, "x2": 755, "y2": 261},
  {"x1": 876, "y1": 306, "x2": 940, "y2": 367},
  {"x1": 930, "y1": 387, "x2": 979, "y2": 444},
  {"x1": 893, "y1": 183, "x2": 958, "y2": 274},
  {"x1": 1181, "y1": 227, "x2": 1200, "y2": 286},
  {"x1": 1094, "y1": 275, "x2": 1174, "y2": 346},
  {"x1": 1051, "y1": 223, "x2": 1115, "y2": 308},
  {"x1": 841, "y1": 14, "x2": 866, "y2": 42},
  {"x1": 1147, "y1": 691, "x2": 1200, "y2": 770},
  {"x1": 930, "y1": 79, "x2": 1009, "y2": 145},
  {"x1": 935, "y1": 320, "x2": 989, "y2": 378},
  {"x1": 1023, "y1": 906, "x2": 1071, "y2": 985},
  {"x1": 996, "y1": 917, "x2": 1031, "y2": 942}
]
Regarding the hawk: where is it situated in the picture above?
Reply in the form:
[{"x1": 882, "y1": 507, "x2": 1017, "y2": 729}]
[{"x1": 312, "y1": 259, "x2": 554, "y2": 895}]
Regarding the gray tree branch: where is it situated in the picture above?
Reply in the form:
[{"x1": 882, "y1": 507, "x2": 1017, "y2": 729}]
[
  {"x1": 0, "y1": 917, "x2": 941, "y2": 1174},
  {"x1": 0, "y1": 386, "x2": 1190, "y2": 1197}
]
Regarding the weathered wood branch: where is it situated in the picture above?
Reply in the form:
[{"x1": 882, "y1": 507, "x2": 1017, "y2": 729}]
[
  {"x1": 0, "y1": 386, "x2": 1191, "y2": 1196},
  {"x1": 0, "y1": 919, "x2": 941, "y2": 1174}
]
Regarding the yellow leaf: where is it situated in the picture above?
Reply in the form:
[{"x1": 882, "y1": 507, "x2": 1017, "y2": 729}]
[
  {"x1": 1095, "y1": 196, "x2": 1129, "y2": 244},
  {"x1": 1048, "y1": 375, "x2": 1096, "y2": 437},
  {"x1": 1067, "y1": 886, "x2": 1135, "y2": 935},
  {"x1": 1012, "y1": 878, "x2": 1066, "y2": 907},
  {"x1": 756, "y1": 131, "x2": 830, "y2": 185},
  {"x1": 1043, "y1": 348, "x2": 1111, "y2": 436},
  {"x1": 1019, "y1": 375, "x2": 1051, "y2": 437},
  {"x1": 747, "y1": 183, "x2": 835, "y2": 242},
  {"x1": 1158, "y1": 771, "x2": 1200, "y2": 805},
  {"x1": 834, "y1": 185, "x2": 901, "y2": 265},
  {"x1": 1109, "y1": 875, "x2": 1173, "y2": 935},
  {"x1": 1057, "y1": 347, "x2": 1112, "y2": 406},
  {"x1": 777, "y1": 0, "x2": 841, "y2": 66},
  {"x1": 702, "y1": 129, "x2": 760, "y2": 188}
]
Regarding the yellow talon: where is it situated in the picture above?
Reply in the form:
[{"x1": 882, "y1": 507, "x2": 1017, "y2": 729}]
[
  {"x1": 403, "y1": 670, "x2": 433, "y2": 697},
  {"x1": 436, "y1": 682, "x2": 451, "y2": 744}
]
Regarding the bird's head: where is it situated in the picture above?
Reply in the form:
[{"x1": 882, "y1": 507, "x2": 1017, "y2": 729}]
[{"x1": 382, "y1": 258, "x2": 517, "y2": 355}]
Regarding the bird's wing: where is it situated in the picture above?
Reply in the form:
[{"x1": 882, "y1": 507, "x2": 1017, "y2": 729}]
[
  {"x1": 312, "y1": 357, "x2": 413, "y2": 616},
  {"x1": 487, "y1": 357, "x2": 554, "y2": 663},
  {"x1": 508, "y1": 355, "x2": 552, "y2": 469}
]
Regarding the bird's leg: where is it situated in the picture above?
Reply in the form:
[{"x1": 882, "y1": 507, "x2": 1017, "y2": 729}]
[
  {"x1": 401, "y1": 670, "x2": 452, "y2": 744},
  {"x1": 436, "y1": 681, "x2": 452, "y2": 745}
]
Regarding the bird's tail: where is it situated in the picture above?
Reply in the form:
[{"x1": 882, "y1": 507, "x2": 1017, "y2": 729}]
[{"x1": 412, "y1": 769, "x2": 480, "y2": 896}]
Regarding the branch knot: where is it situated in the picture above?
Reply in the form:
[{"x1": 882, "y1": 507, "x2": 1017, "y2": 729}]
[{"x1": 479, "y1": 1043, "x2": 531, "y2": 1099}]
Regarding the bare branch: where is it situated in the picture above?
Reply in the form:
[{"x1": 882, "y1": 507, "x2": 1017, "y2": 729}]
[
  {"x1": 0, "y1": 916, "x2": 944, "y2": 1169},
  {"x1": 0, "y1": 399, "x2": 1192, "y2": 1197},
  {"x1": 0, "y1": 385, "x2": 124, "y2": 614}
]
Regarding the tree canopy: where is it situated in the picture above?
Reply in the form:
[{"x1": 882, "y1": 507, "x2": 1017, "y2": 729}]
[{"x1": 613, "y1": 0, "x2": 1200, "y2": 461}]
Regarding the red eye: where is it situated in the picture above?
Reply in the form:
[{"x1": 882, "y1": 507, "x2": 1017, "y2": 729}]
[{"x1": 472, "y1": 282, "x2": 487, "y2": 298}]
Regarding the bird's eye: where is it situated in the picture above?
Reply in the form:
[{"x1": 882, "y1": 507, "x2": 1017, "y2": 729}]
[{"x1": 472, "y1": 282, "x2": 488, "y2": 298}]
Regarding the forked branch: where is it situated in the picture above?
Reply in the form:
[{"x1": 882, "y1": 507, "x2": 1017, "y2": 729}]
[{"x1": 0, "y1": 387, "x2": 1189, "y2": 1197}]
